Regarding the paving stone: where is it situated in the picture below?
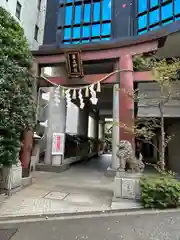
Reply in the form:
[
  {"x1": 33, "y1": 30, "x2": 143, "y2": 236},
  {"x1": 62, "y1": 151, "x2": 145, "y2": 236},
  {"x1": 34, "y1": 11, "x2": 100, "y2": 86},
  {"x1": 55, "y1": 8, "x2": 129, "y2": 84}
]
[
  {"x1": 0, "y1": 228, "x2": 18, "y2": 240},
  {"x1": 44, "y1": 191, "x2": 68, "y2": 200},
  {"x1": 64, "y1": 193, "x2": 99, "y2": 206}
]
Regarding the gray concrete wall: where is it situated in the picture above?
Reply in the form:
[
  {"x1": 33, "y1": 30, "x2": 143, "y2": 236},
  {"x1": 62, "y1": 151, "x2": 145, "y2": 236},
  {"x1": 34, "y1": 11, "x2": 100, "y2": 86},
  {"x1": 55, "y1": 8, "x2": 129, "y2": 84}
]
[
  {"x1": 45, "y1": 87, "x2": 66, "y2": 165},
  {"x1": 138, "y1": 82, "x2": 180, "y2": 117},
  {"x1": 66, "y1": 103, "x2": 89, "y2": 136}
]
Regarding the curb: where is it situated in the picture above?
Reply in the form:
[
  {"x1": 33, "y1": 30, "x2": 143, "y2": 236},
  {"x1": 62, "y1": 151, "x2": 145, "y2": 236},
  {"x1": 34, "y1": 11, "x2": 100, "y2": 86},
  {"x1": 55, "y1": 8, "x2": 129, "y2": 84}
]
[{"x1": 0, "y1": 206, "x2": 144, "y2": 222}]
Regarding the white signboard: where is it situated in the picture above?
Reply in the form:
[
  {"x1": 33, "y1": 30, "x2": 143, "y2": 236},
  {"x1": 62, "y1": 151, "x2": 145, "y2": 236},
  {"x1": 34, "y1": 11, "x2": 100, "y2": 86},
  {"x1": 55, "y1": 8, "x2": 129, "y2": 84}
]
[{"x1": 51, "y1": 133, "x2": 65, "y2": 155}]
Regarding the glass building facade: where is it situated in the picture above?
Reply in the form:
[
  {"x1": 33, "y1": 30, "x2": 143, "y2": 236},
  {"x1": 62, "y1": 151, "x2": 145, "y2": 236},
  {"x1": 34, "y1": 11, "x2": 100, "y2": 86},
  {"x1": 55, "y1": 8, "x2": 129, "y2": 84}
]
[
  {"x1": 58, "y1": 0, "x2": 112, "y2": 44},
  {"x1": 43, "y1": 0, "x2": 180, "y2": 46},
  {"x1": 137, "y1": 0, "x2": 180, "y2": 35}
]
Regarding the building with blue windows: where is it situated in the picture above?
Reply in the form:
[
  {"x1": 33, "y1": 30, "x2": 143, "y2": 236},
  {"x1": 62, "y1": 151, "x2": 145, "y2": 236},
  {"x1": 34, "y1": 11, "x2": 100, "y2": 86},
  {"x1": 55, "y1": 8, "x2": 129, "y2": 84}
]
[
  {"x1": 137, "y1": 0, "x2": 180, "y2": 35},
  {"x1": 59, "y1": 0, "x2": 111, "y2": 44},
  {"x1": 43, "y1": 0, "x2": 180, "y2": 46}
]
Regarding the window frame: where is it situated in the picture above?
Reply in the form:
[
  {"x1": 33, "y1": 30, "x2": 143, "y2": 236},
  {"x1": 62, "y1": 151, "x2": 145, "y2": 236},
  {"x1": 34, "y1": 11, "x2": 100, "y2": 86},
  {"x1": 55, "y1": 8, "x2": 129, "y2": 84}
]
[
  {"x1": 58, "y1": 0, "x2": 112, "y2": 44},
  {"x1": 15, "y1": 1, "x2": 22, "y2": 20},
  {"x1": 38, "y1": 0, "x2": 42, "y2": 10},
  {"x1": 34, "y1": 25, "x2": 39, "y2": 41},
  {"x1": 136, "y1": 0, "x2": 180, "y2": 35}
]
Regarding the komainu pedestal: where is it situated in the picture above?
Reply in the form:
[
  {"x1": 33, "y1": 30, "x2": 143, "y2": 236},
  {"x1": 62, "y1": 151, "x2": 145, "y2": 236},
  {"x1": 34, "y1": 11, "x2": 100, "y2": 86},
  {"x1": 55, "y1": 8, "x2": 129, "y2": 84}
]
[
  {"x1": 114, "y1": 140, "x2": 144, "y2": 200},
  {"x1": 114, "y1": 171, "x2": 142, "y2": 200}
]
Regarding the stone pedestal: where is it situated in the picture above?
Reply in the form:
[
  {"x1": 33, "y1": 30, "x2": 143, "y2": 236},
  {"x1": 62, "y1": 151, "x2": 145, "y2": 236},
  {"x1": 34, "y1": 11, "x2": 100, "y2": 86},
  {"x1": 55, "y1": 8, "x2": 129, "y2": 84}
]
[
  {"x1": 52, "y1": 155, "x2": 62, "y2": 166},
  {"x1": 1, "y1": 161, "x2": 22, "y2": 191},
  {"x1": 114, "y1": 170, "x2": 142, "y2": 200}
]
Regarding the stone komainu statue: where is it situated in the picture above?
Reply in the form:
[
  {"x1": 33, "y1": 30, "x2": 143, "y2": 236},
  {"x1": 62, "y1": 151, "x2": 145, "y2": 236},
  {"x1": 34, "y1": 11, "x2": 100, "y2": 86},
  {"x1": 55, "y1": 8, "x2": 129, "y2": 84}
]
[{"x1": 116, "y1": 140, "x2": 145, "y2": 173}]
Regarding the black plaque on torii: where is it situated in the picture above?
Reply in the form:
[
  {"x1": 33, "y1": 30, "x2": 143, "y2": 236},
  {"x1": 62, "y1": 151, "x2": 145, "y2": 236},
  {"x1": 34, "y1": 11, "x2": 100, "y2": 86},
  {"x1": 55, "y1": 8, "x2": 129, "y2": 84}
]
[{"x1": 65, "y1": 51, "x2": 84, "y2": 78}]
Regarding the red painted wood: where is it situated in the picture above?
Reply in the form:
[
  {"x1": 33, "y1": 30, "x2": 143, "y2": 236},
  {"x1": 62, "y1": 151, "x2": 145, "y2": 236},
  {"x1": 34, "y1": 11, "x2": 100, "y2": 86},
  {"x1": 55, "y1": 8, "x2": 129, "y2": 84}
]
[
  {"x1": 45, "y1": 74, "x2": 116, "y2": 86},
  {"x1": 119, "y1": 54, "x2": 135, "y2": 148},
  {"x1": 134, "y1": 71, "x2": 153, "y2": 82},
  {"x1": 42, "y1": 70, "x2": 154, "y2": 87},
  {"x1": 34, "y1": 41, "x2": 158, "y2": 65},
  {"x1": 20, "y1": 130, "x2": 33, "y2": 169},
  {"x1": 43, "y1": 71, "x2": 153, "y2": 86}
]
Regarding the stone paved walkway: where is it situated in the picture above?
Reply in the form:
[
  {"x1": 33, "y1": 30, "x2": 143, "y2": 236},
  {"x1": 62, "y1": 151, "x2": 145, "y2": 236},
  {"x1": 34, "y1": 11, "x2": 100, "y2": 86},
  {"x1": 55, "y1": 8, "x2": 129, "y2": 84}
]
[
  {"x1": 0, "y1": 155, "x2": 113, "y2": 217},
  {"x1": 0, "y1": 155, "x2": 140, "y2": 218}
]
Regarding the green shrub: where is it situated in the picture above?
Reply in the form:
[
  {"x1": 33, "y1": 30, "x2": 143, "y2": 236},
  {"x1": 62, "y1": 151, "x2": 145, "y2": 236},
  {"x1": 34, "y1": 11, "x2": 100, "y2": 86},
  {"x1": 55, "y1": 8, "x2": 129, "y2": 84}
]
[
  {"x1": 0, "y1": 7, "x2": 35, "y2": 166},
  {"x1": 140, "y1": 176, "x2": 180, "y2": 209}
]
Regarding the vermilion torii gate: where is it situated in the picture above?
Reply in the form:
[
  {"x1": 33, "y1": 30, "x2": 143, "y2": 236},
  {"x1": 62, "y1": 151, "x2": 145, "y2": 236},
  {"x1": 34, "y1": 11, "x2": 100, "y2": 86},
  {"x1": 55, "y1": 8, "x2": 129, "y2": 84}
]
[{"x1": 21, "y1": 35, "x2": 160, "y2": 173}]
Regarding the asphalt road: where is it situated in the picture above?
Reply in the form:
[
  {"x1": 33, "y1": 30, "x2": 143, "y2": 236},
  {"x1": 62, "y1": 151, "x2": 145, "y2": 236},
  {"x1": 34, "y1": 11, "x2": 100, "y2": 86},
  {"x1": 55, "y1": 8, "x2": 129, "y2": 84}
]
[{"x1": 1, "y1": 210, "x2": 180, "y2": 240}]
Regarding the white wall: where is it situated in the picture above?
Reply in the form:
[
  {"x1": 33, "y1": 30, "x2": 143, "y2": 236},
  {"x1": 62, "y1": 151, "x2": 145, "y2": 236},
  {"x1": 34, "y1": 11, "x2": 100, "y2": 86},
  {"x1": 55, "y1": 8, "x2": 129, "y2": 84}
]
[
  {"x1": 0, "y1": 0, "x2": 47, "y2": 50},
  {"x1": 88, "y1": 116, "x2": 96, "y2": 138},
  {"x1": 66, "y1": 103, "x2": 79, "y2": 135},
  {"x1": 98, "y1": 122, "x2": 104, "y2": 140}
]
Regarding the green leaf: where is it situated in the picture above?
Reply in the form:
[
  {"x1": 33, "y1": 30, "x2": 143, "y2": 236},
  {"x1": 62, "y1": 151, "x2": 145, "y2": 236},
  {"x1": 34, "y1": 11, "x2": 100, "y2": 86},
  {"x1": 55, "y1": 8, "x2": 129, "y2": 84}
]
[{"x1": 0, "y1": 7, "x2": 35, "y2": 166}]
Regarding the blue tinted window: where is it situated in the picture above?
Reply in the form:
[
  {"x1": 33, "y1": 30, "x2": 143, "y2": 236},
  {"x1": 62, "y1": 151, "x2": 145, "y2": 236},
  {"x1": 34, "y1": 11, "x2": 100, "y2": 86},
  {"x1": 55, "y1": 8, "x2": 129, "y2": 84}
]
[
  {"x1": 149, "y1": 9, "x2": 160, "y2": 25},
  {"x1": 92, "y1": 24, "x2": 100, "y2": 37},
  {"x1": 82, "y1": 26, "x2": 90, "y2": 37},
  {"x1": 73, "y1": 27, "x2": 80, "y2": 38},
  {"x1": 92, "y1": 38, "x2": 100, "y2": 42},
  {"x1": 138, "y1": 0, "x2": 147, "y2": 13},
  {"x1": 64, "y1": 28, "x2": 71, "y2": 40},
  {"x1": 74, "y1": 5, "x2": 81, "y2": 24},
  {"x1": 102, "y1": 37, "x2": 110, "y2": 40},
  {"x1": 72, "y1": 41, "x2": 80, "y2": 44},
  {"x1": 162, "y1": 19, "x2": 173, "y2": 26},
  {"x1": 150, "y1": 0, "x2": 158, "y2": 8},
  {"x1": 138, "y1": 30, "x2": 148, "y2": 35},
  {"x1": 102, "y1": 0, "x2": 111, "y2": 20},
  {"x1": 175, "y1": 0, "x2": 180, "y2": 15},
  {"x1": 176, "y1": 16, "x2": 180, "y2": 21},
  {"x1": 102, "y1": 23, "x2": 111, "y2": 35},
  {"x1": 161, "y1": 3, "x2": 173, "y2": 21},
  {"x1": 82, "y1": 40, "x2": 89, "y2": 43},
  {"x1": 93, "y1": 2, "x2": 100, "y2": 21},
  {"x1": 84, "y1": 4, "x2": 91, "y2": 22},
  {"x1": 62, "y1": 0, "x2": 111, "y2": 44},
  {"x1": 65, "y1": 6, "x2": 72, "y2": 25},
  {"x1": 150, "y1": 25, "x2": 159, "y2": 31},
  {"x1": 138, "y1": 15, "x2": 147, "y2": 29}
]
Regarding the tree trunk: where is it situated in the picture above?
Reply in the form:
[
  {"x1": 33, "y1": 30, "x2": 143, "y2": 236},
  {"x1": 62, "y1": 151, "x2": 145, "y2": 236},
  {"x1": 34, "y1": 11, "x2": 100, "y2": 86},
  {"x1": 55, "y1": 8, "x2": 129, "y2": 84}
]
[
  {"x1": 19, "y1": 129, "x2": 33, "y2": 177},
  {"x1": 159, "y1": 101, "x2": 165, "y2": 170}
]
